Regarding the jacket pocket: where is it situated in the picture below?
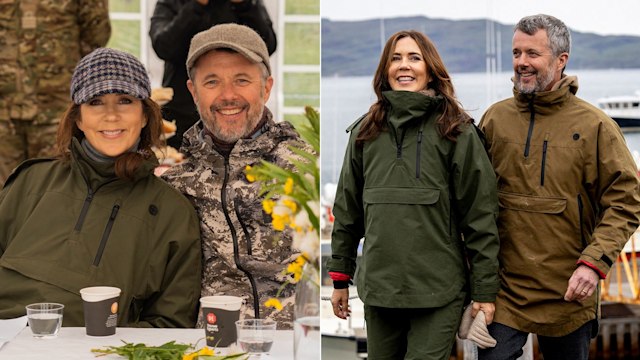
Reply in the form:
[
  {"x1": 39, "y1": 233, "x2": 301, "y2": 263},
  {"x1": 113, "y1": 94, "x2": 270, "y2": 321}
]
[
  {"x1": 364, "y1": 187, "x2": 439, "y2": 205},
  {"x1": 498, "y1": 191, "x2": 566, "y2": 214}
]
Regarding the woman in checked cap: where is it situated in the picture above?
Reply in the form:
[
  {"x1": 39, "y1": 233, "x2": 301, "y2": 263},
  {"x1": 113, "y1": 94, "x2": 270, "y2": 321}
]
[{"x1": 0, "y1": 48, "x2": 202, "y2": 328}]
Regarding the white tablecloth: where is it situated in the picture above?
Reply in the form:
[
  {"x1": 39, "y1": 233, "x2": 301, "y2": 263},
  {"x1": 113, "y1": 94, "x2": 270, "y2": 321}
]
[{"x1": 0, "y1": 326, "x2": 293, "y2": 359}]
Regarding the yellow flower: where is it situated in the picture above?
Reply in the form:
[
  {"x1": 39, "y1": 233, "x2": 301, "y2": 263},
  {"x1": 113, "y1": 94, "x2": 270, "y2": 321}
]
[
  {"x1": 283, "y1": 177, "x2": 294, "y2": 195},
  {"x1": 182, "y1": 347, "x2": 214, "y2": 360},
  {"x1": 265, "y1": 298, "x2": 283, "y2": 311},
  {"x1": 272, "y1": 214, "x2": 289, "y2": 231},
  {"x1": 262, "y1": 199, "x2": 275, "y2": 214},
  {"x1": 287, "y1": 255, "x2": 307, "y2": 282},
  {"x1": 282, "y1": 198, "x2": 297, "y2": 213},
  {"x1": 245, "y1": 165, "x2": 256, "y2": 182}
]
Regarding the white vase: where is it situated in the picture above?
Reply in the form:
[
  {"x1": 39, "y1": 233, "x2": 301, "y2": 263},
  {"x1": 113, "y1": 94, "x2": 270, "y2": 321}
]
[{"x1": 293, "y1": 263, "x2": 320, "y2": 360}]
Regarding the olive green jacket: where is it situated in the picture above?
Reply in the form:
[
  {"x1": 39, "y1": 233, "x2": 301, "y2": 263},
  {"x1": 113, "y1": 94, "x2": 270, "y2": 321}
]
[
  {"x1": 0, "y1": 139, "x2": 202, "y2": 327},
  {"x1": 328, "y1": 90, "x2": 500, "y2": 308},
  {"x1": 480, "y1": 76, "x2": 640, "y2": 336}
]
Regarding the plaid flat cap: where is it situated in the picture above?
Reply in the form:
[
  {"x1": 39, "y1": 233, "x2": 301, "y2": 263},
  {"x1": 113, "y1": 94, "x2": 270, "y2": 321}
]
[{"x1": 70, "y1": 47, "x2": 150, "y2": 105}]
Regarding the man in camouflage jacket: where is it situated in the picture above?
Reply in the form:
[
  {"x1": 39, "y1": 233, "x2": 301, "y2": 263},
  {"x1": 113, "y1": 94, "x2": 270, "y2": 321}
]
[
  {"x1": 0, "y1": 0, "x2": 111, "y2": 183},
  {"x1": 162, "y1": 24, "x2": 306, "y2": 329}
]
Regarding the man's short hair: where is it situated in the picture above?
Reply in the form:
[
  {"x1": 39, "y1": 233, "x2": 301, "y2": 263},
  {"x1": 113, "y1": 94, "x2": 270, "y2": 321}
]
[{"x1": 515, "y1": 14, "x2": 571, "y2": 58}]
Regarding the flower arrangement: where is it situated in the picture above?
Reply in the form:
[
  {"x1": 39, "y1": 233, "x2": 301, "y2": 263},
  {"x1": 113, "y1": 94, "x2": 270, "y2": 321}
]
[{"x1": 244, "y1": 106, "x2": 320, "y2": 311}]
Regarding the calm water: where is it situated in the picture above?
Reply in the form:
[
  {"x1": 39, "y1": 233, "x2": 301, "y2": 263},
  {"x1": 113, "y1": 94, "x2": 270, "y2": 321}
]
[{"x1": 321, "y1": 69, "x2": 640, "y2": 187}]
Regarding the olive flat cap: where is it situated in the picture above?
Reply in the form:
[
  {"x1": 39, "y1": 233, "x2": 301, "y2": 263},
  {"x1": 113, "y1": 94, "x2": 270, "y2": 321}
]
[{"x1": 186, "y1": 23, "x2": 271, "y2": 77}]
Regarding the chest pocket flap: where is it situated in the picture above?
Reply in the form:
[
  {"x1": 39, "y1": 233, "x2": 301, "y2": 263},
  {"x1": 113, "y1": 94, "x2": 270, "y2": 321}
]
[
  {"x1": 498, "y1": 191, "x2": 566, "y2": 214},
  {"x1": 364, "y1": 187, "x2": 440, "y2": 205}
]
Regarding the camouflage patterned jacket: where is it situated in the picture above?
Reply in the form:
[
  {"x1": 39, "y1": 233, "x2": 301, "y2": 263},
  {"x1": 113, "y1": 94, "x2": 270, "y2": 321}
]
[
  {"x1": 0, "y1": 0, "x2": 111, "y2": 123},
  {"x1": 162, "y1": 109, "x2": 304, "y2": 329}
]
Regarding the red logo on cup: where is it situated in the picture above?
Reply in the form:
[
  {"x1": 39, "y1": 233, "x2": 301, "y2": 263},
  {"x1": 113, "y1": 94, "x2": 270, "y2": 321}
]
[{"x1": 207, "y1": 312, "x2": 217, "y2": 324}]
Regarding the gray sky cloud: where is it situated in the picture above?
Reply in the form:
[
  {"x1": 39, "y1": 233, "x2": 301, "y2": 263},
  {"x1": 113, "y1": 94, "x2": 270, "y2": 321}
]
[{"x1": 321, "y1": 0, "x2": 640, "y2": 36}]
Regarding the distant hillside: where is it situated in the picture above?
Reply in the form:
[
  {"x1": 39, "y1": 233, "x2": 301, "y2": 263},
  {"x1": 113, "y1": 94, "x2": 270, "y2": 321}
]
[{"x1": 321, "y1": 16, "x2": 640, "y2": 77}]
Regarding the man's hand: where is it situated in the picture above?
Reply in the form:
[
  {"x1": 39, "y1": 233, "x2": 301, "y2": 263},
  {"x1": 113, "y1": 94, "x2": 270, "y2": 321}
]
[
  {"x1": 471, "y1": 301, "x2": 496, "y2": 324},
  {"x1": 331, "y1": 288, "x2": 351, "y2": 319},
  {"x1": 564, "y1": 265, "x2": 600, "y2": 302},
  {"x1": 196, "y1": 0, "x2": 208, "y2": 5}
]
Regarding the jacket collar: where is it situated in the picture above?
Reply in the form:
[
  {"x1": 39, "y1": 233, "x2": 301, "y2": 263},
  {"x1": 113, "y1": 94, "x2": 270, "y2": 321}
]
[
  {"x1": 70, "y1": 138, "x2": 156, "y2": 190},
  {"x1": 512, "y1": 75, "x2": 579, "y2": 115},
  {"x1": 382, "y1": 90, "x2": 443, "y2": 131}
]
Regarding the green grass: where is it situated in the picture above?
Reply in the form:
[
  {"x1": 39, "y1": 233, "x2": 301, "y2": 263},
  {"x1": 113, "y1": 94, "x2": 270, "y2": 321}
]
[
  {"x1": 106, "y1": 20, "x2": 140, "y2": 58},
  {"x1": 285, "y1": 0, "x2": 318, "y2": 15},
  {"x1": 284, "y1": 73, "x2": 319, "y2": 107},
  {"x1": 284, "y1": 23, "x2": 320, "y2": 65},
  {"x1": 109, "y1": 0, "x2": 139, "y2": 13}
]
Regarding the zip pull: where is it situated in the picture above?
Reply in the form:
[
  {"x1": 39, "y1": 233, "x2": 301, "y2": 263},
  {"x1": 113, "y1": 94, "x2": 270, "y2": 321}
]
[
  {"x1": 541, "y1": 133, "x2": 549, "y2": 186},
  {"x1": 109, "y1": 204, "x2": 120, "y2": 220},
  {"x1": 74, "y1": 190, "x2": 95, "y2": 231}
]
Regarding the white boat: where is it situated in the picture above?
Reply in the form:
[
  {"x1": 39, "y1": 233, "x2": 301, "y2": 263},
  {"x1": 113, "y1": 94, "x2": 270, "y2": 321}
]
[{"x1": 597, "y1": 91, "x2": 640, "y2": 127}]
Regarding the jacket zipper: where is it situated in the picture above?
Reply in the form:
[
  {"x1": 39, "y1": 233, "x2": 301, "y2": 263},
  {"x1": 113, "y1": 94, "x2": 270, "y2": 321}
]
[
  {"x1": 93, "y1": 204, "x2": 120, "y2": 266},
  {"x1": 234, "y1": 200, "x2": 253, "y2": 255},
  {"x1": 222, "y1": 156, "x2": 260, "y2": 318},
  {"x1": 416, "y1": 131, "x2": 423, "y2": 178},
  {"x1": 540, "y1": 133, "x2": 549, "y2": 186},
  {"x1": 74, "y1": 190, "x2": 94, "y2": 231},
  {"x1": 415, "y1": 121, "x2": 426, "y2": 179},
  {"x1": 577, "y1": 194, "x2": 587, "y2": 249},
  {"x1": 524, "y1": 97, "x2": 536, "y2": 158},
  {"x1": 396, "y1": 128, "x2": 407, "y2": 159}
]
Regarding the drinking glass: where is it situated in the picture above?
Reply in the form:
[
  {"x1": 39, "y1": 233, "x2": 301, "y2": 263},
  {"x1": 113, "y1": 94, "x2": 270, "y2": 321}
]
[
  {"x1": 25, "y1": 303, "x2": 64, "y2": 339},
  {"x1": 235, "y1": 319, "x2": 276, "y2": 358}
]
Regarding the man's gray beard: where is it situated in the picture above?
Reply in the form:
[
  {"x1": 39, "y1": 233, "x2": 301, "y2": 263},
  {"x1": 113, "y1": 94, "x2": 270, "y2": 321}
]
[
  {"x1": 199, "y1": 104, "x2": 264, "y2": 143},
  {"x1": 515, "y1": 66, "x2": 555, "y2": 94}
]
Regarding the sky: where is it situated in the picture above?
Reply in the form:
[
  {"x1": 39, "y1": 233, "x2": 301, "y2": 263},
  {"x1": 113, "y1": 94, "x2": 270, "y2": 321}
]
[{"x1": 321, "y1": 0, "x2": 640, "y2": 37}]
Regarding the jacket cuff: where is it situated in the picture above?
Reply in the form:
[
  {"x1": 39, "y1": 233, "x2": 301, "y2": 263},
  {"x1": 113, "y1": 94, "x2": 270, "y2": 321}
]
[
  {"x1": 580, "y1": 246, "x2": 614, "y2": 278},
  {"x1": 577, "y1": 259, "x2": 607, "y2": 279},
  {"x1": 333, "y1": 280, "x2": 352, "y2": 289},
  {"x1": 329, "y1": 271, "x2": 351, "y2": 281},
  {"x1": 471, "y1": 279, "x2": 500, "y2": 303}
]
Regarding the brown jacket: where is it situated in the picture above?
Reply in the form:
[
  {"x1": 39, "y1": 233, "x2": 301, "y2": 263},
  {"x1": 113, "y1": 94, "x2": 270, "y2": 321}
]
[{"x1": 479, "y1": 76, "x2": 640, "y2": 336}]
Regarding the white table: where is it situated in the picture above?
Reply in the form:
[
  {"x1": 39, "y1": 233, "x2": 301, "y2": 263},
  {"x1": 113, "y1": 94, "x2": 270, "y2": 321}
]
[{"x1": 0, "y1": 327, "x2": 294, "y2": 359}]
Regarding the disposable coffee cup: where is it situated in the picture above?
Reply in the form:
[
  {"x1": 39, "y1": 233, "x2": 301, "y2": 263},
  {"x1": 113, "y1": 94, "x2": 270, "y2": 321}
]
[
  {"x1": 200, "y1": 295, "x2": 243, "y2": 347},
  {"x1": 80, "y1": 286, "x2": 121, "y2": 336}
]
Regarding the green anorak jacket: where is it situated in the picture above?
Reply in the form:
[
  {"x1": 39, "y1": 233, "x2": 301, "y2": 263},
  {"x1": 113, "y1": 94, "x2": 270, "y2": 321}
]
[
  {"x1": 0, "y1": 139, "x2": 202, "y2": 327},
  {"x1": 479, "y1": 76, "x2": 640, "y2": 336},
  {"x1": 328, "y1": 90, "x2": 500, "y2": 308}
]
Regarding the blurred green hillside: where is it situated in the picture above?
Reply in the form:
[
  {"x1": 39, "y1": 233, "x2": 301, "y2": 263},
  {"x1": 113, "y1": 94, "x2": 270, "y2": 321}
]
[{"x1": 321, "y1": 16, "x2": 640, "y2": 77}]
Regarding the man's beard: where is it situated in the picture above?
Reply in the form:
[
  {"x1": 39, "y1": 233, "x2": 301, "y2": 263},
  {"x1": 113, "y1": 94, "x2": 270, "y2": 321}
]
[
  {"x1": 515, "y1": 64, "x2": 555, "y2": 94},
  {"x1": 198, "y1": 99, "x2": 264, "y2": 143}
]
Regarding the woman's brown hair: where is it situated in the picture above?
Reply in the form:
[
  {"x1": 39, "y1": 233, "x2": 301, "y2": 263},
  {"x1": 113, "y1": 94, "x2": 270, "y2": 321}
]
[
  {"x1": 55, "y1": 98, "x2": 164, "y2": 181},
  {"x1": 357, "y1": 30, "x2": 471, "y2": 146}
]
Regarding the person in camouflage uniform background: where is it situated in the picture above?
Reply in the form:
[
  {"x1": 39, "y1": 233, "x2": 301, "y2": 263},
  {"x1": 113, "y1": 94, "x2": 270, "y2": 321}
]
[
  {"x1": 0, "y1": 0, "x2": 111, "y2": 183},
  {"x1": 162, "y1": 24, "x2": 310, "y2": 330}
]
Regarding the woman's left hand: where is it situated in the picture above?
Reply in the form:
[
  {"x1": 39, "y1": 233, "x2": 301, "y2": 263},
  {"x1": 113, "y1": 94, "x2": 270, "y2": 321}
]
[{"x1": 471, "y1": 301, "x2": 495, "y2": 324}]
